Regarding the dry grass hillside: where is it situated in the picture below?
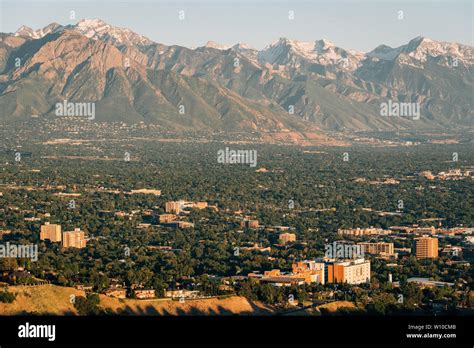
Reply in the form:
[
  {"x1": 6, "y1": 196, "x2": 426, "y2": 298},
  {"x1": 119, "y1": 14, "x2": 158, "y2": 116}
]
[
  {"x1": 283, "y1": 300, "x2": 357, "y2": 316},
  {"x1": 317, "y1": 301, "x2": 356, "y2": 312},
  {"x1": 0, "y1": 285, "x2": 275, "y2": 316}
]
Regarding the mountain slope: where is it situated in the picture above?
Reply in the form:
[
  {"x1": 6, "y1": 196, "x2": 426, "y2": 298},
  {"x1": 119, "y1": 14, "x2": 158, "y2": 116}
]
[
  {"x1": 0, "y1": 19, "x2": 472, "y2": 133},
  {"x1": 0, "y1": 28, "x2": 313, "y2": 134}
]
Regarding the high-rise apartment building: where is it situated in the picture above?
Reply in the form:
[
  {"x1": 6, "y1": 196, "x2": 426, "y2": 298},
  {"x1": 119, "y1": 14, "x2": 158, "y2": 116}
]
[
  {"x1": 415, "y1": 236, "x2": 438, "y2": 259},
  {"x1": 327, "y1": 258, "x2": 371, "y2": 284}
]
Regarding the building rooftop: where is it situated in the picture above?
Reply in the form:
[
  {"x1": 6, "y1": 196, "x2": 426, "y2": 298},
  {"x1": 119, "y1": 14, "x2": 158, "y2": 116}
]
[{"x1": 407, "y1": 277, "x2": 454, "y2": 287}]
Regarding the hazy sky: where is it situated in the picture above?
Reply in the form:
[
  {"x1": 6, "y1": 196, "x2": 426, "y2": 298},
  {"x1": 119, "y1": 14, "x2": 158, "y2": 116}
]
[{"x1": 0, "y1": 0, "x2": 472, "y2": 51}]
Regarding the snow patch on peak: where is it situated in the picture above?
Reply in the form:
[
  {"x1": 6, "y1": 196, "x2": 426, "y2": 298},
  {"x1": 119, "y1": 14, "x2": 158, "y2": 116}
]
[
  {"x1": 405, "y1": 37, "x2": 472, "y2": 63},
  {"x1": 231, "y1": 43, "x2": 259, "y2": 65},
  {"x1": 15, "y1": 23, "x2": 63, "y2": 39},
  {"x1": 260, "y1": 38, "x2": 318, "y2": 62},
  {"x1": 15, "y1": 25, "x2": 36, "y2": 38},
  {"x1": 77, "y1": 18, "x2": 107, "y2": 28},
  {"x1": 258, "y1": 37, "x2": 364, "y2": 71},
  {"x1": 75, "y1": 18, "x2": 112, "y2": 39},
  {"x1": 369, "y1": 36, "x2": 473, "y2": 65},
  {"x1": 73, "y1": 18, "x2": 153, "y2": 47},
  {"x1": 16, "y1": 25, "x2": 33, "y2": 32}
]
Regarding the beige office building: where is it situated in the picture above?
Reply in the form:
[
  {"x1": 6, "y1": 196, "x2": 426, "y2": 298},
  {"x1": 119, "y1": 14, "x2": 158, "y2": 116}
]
[
  {"x1": 165, "y1": 201, "x2": 208, "y2": 214},
  {"x1": 165, "y1": 201, "x2": 183, "y2": 214},
  {"x1": 415, "y1": 236, "x2": 438, "y2": 259},
  {"x1": 40, "y1": 223, "x2": 62, "y2": 242},
  {"x1": 63, "y1": 228, "x2": 87, "y2": 248},
  {"x1": 358, "y1": 242, "x2": 394, "y2": 255}
]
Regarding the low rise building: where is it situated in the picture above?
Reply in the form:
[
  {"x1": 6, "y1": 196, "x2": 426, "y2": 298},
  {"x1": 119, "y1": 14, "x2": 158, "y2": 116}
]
[
  {"x1": 438, "y1": 227, "x2": 474, "y2": 235},
  {"x1": 165, "y1": 289, "x2": 200, "y2": 299},
  {"x1": 253, "y1": 270, "x2": 306, "y2": 287},
  {"x1": 440, "y1": 245, "x2": 462, "y2": 257},
  {"x1": 75, "y1": 284, "x2": 93, "y2": 291},
  {"x1": 128, "y1": 189, "x2": 161, "y2": 196},
  {"x1": 279, "y1": 233, "x2": 296, "y2": 245},
  {"x1": 338, "y1": 227, "x2": 390, "y2": 236},
  {"x1": 292, "y1": 260, "x2": 325, "y2": 285},
  {"x1": 405, "y1": 277, "x2": 454, "y2": 288},
  {"x1": 271, "y1": 226, "x2": 292, "y2": 232},
  {"x1": 248, "y1": 261, "x2": 325, "y2": 287},
  {"x1": 134, "y1": 289, "x2": 155, "y2": 299},
  {"x1": 413, "y1": 226, "x2": 436, "y2": 235},
  {"x1": 163, "y1": 221, "x2": 194, "y2": 229},
  {"x1": 438, "y1": 169, "x2": 463, "y2": 180},
  {"x1": 105, "y1": 287, "x2": 127, "y2": 299},
  {"x1": 165, "y1": 201, "x2": 209, "y2": 214},
  {"x1": 260, "y1": 276, "x2": 306, "y2": 287},
  {"x1": 389, "y1": 226, "x2": 412, "y2": 233},
  {"x1": 241, "y1": 219, "x2": 259, "y2": 229},
  {"x1": 358, "y1": 242, "x2": 395, "y2": 257},
  {"x1": 159, "y1": 214, "x2": 177, "y2": 224}
]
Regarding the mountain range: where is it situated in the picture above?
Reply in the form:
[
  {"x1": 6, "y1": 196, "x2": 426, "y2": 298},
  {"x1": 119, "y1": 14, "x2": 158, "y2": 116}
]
[{"x1": 0, "y1": 19, "x2": 472, "y2": 135}]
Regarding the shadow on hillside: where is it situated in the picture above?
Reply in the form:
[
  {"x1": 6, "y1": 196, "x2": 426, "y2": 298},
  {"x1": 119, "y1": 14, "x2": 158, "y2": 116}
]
[
  {"x1": 15, "y1": 309, "x2": 76, "y2": 316},
  {"x1": 113, "y1": 299, "x2": 275, "y2": 316}
]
